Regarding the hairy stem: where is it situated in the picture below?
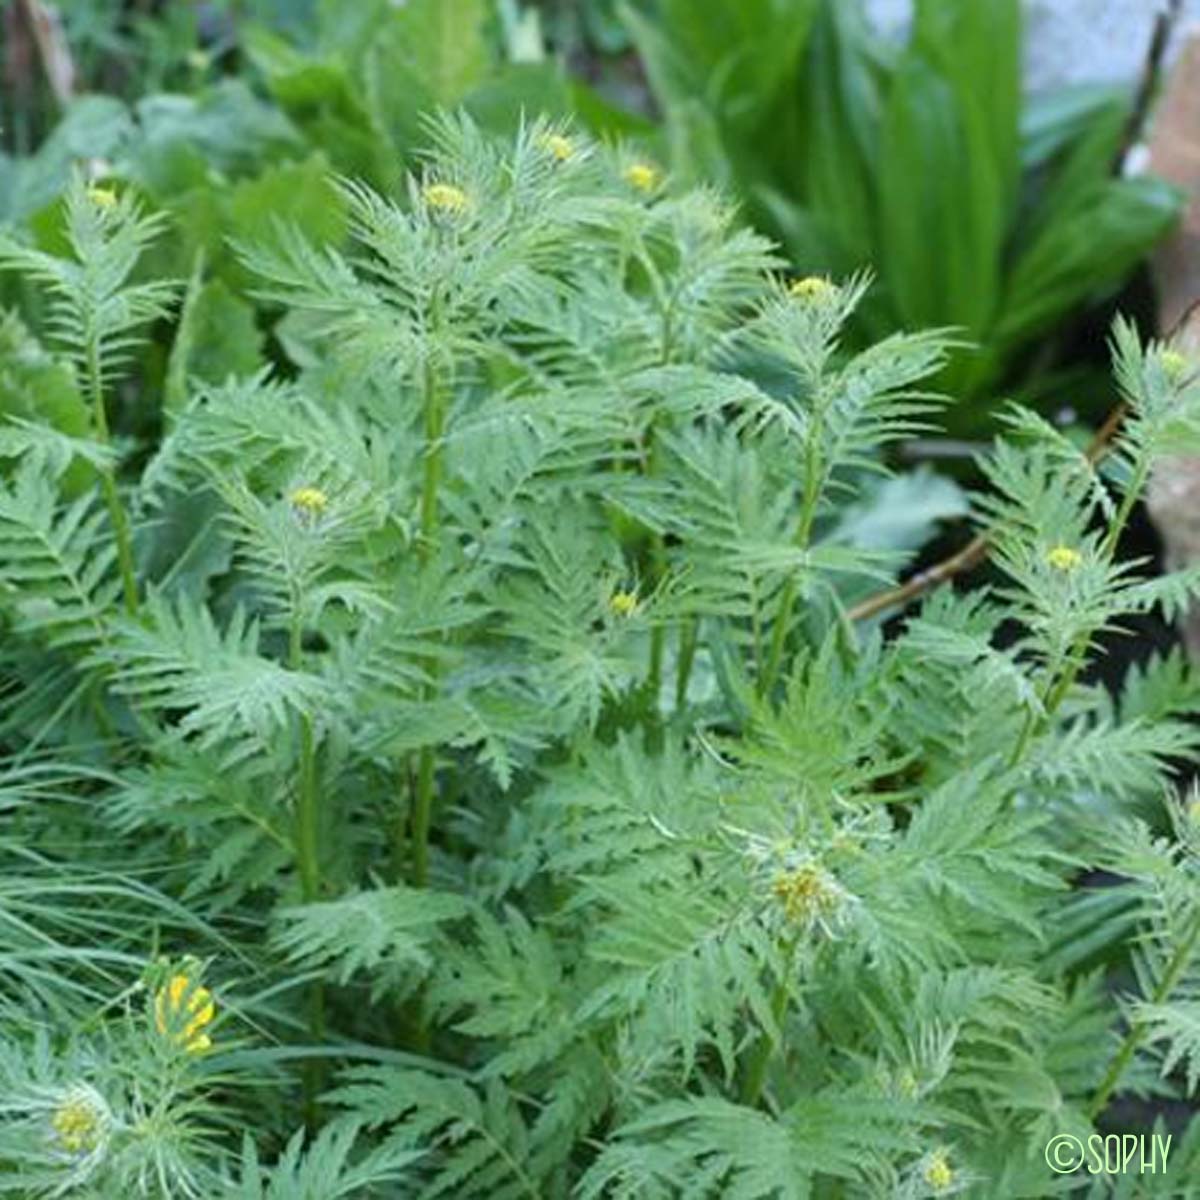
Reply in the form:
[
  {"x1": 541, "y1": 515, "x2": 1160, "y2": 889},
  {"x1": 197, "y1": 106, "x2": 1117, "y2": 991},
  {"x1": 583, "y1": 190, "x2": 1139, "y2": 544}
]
[{"x1": 86, "y1": 338, "x2": 138, "y2": 614}]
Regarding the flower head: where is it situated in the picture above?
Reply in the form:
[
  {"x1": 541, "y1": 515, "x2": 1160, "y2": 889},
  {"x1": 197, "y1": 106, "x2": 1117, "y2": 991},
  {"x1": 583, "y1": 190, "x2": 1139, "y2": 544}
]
[
  {"x1": 538, "y1": 132, "x2": 576, "y2": 163},
  {"x1": 772, "y1": 864, "x2": 842, "y2": 928},
  {"x1": 624, "y1": 161, "x2": 661, "y2": 193},
  {"x1": 423, "y1": 182, "x2": 469, "y2": 217},
  {"x1": 50, "y1": 1085, "x2": 109, "y2": 1155},
  {"x1": 154, "y1": 973, "x2": 215, "y2": 1054},
  {"x1": 1162, "y1": 349, "x2": 1190, "y2": 380},
  {"x1": 609, "y1": 589, "x2": 639, "y2": 618},
  {"x1": 789, "y1": 275, "x2": 834, "y2": 301},
  {"x1": 1045, "y1": 544, "x2": 1083, "y2": 572},
  {"x1": 923, "y1": 1148, "x2": 954, "y2": 1192},
  {"x1": 290, "y1": 484, "x2": 328, "y2": 513},
  {"x1": 86, "y1": 186, "x2": 117, "y2": 210},
  {"x1": 290, "y1": 485, "x2": 329, "y2": 517}
]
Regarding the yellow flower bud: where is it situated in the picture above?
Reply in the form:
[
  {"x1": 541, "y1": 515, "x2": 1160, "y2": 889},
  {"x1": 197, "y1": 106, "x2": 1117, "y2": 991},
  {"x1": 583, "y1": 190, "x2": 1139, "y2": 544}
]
[
  {"x1": 86, "y1": 186, "x2": 117, "y2": 210},
  {"x1": 51, "y1": 1087, "x2": 108, "y2": 1154},
  {"x1": 923, "y1": 1148, "x2": 954, "y2": 1192},
  {"x1": 538, "y1": 133, "x2": 575, "y2": 162},
  {"x1": 1162, "y1": 349, "x2": 1190, "y2": 380},
  {"x1": 624, "y1": 161, "x2": 660, "y2": 193},
  {"x1": 422, "y1": 182, "x2": 469, "y2": 216},
  {"x1": 1045, "y1": 544, "x2": 1083, "y2": 572},
  {"x1": 290, "y1": 486, "x2": 329, "y2": 516},
  {"x1": 154, "y1": 973, "x2": 215, "y2": 1054},
  {"x1": 609, "y1": 590, "x2": 639, "y2": 618},
  {"x1": 772, "y1": 865, "x2": 839, "y2": 925},
  {"x1": 789, "y1": 276, "x2": 835, "y2": 301}
]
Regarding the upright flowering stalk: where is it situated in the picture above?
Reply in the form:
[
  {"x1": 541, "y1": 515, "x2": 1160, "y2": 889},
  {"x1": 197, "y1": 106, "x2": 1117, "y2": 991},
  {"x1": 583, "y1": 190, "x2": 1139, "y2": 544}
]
[
  {"x1": 759, "y1": 276, "x2": 846, "y2": 695},
  {"x1": 0, "y1": 180, "x2": 173, "y2": 615},
  {"x1": 404, "y1": 177, "x2": 469, "y2": 889}
]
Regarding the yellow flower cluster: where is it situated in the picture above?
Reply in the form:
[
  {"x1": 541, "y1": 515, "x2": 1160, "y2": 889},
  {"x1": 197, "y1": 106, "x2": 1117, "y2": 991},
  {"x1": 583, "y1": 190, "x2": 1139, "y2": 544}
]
[
  {"x1": 789, "y1": 276, "x2": 834, "y2": 301},
  {"x1": 51, "y1": 1088, "x2": 106, "y2": 1154},
  {"x1": 772, "y1": 864, "x2": 840, "y2": 926},
  {"x1": 538, "y1": 133, "x2": 576, "y2": 163},
  {"x1": 86, "y1": 186, "x2": 117, "y2": 210},
  {"x1": 290, "y1": 485, "x2": 329, "y2": 516},
  {"x1": 609, "y1": 590, "x2": 639, "y2": 618},
  {"x1": 154, "y1": 973, "x2": 216, "y2": 1054},
  {"x1": 1161, "y1": 349, "x2": 1190, "y2": 380},
  {"x1": 923, "y1": 1148, "x2": 954, "y2": 1191},
  {"x1": 423, "y1": 182, "x2": 470, "y2": 216},
  {"x1": 1045, "y1": 544, "x2": 1083, "y2": 572},
  {"x1": 624, "y1": 161, "x2": 661, "y2": 193}
]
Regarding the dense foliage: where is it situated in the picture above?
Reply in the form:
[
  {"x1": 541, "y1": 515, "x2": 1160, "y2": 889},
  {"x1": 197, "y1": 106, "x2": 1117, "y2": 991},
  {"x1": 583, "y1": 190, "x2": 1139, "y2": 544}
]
[
  {"x1": 1, "y1": 108, "x2": 1200, "y2": 1196},
  {"x1": 628, "y1": 0, "x2": 1182, "y2": 416},
  {"x1": 4, "y1": 0, "x2": 1181, "y2": 432}
]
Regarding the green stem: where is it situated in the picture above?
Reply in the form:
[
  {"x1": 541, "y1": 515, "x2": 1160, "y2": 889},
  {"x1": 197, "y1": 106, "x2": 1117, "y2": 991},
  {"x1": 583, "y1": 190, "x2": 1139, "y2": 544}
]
[
  {"x1": 87, "y1": 338, "x2": 138, "y2": 614},
  {"x1": 418, "y1": 352, "x2": 445, "y2": 568},
  {"x1": 290, "y1": 606, "x2": 321, "y2": 902},
  {"x1": 637, "y1": 270, "x2": 676, "y2": 715},
  {"x1": 739, "y1": 936, "x2": 800, "y2": 1107},
  {"x1": 296, "y1": 715, "x2": 320, "y2": 902},
  {"x1": 1006, "y1": 706, "x2": 1041, "y2": 772},
  {"x1": 674, "y1": 619, "x2": 698, "y2": 710},
  {"x1": 410, "y1": 745, "x2": 436, "y2": 888},
  {"x1": 290, "y1": 608, "x2": 325, "y2": 1124},
  {"x1": 646, "y1": 625, "x2": 664, "y2": 703},
  {"x1": 1089, "y1": 908, "x2": 1200, "y2": 1120},
  {"x1": 407, "y1": 344, "x2": 446, "y2": 886},
  {"x1": 760, "y1": 442, "x2": 823, "y2": 697}
]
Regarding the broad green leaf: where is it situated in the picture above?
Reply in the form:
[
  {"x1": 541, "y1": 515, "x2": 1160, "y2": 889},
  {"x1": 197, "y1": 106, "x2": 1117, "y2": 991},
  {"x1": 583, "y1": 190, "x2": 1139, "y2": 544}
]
[
  {"x1": 363, "y1": 0, "x2": 492, "y2": 158},
  {"x1": 878, "y1": 56, "x2": 1002, "y2": 341},
  {"x1": 223, "y1": 154, "x2": 348, "y2": 292},
  {"x1": 1021, "y1": 98, "x2": 1127, "y2": 240},
  {"x1": 122, "y1": 81, "x2": 303, "y2": 193},
  {"x1": 997, "y1": 177, "x2": 1182, "y2": 347},
  {"x1": 167, "y1": 262, "x2": 263, "y2": 416},
  {"x1": 379, "y1": 0, "x2": 492, "y2": 109},
  {"x1": 463, "y1": 65, "x2": 573, "y2": 135},
  {"x1": 1021, "y1": 83, "x2": 1126, "y2": 170},
  {"x1": 0, "y1": 310, "x2": 89, "y2": 440},
  {"x1": 914, "y1": 0, "x2": 1021, "y2": 219},
  {"x1": 832, "y1": 467, "x2": 969, "y2": 556},
  {"x1": 637, "y1": 0, "x2": 815, "y2": 130},
  {"x1": 242, "y1": 26, "x2": 392, "y2": 184},
  {"x1": 0, "y1": 96, "x2": 132, "y2": 223},
  {"x1": 787, "y1": 0, "x2": 883, "y2": 269}
]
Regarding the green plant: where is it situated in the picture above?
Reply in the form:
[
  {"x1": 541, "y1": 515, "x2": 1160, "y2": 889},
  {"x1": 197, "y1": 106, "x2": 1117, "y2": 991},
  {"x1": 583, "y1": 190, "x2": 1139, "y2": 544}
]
[
  {"x1": 623, "y1": 0, "x2": 1183, "y2": 422},
  {"x1": 0, "y1": 0, "x2": 654, "y2": 444},
  {"x1": 4, "y1": 116, "x2": 1200, "y2": 1197}
]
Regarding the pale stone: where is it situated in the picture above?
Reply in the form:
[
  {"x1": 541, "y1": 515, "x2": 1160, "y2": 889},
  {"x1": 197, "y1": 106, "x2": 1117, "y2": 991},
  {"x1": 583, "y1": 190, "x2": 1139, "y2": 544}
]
[{"x1": 865, "y1": 0, "x2": 1200, "y2": 95}]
